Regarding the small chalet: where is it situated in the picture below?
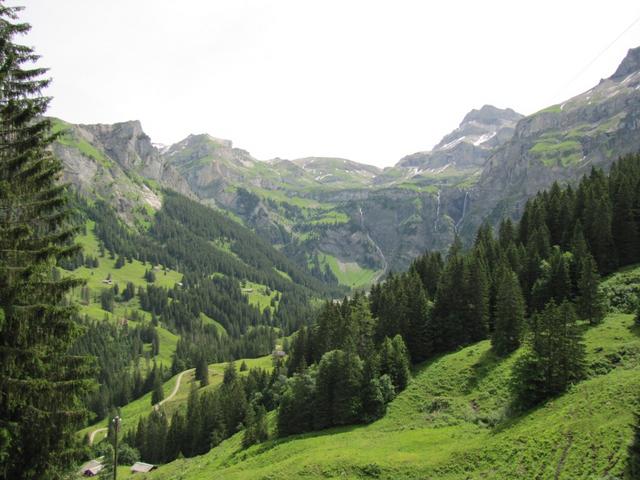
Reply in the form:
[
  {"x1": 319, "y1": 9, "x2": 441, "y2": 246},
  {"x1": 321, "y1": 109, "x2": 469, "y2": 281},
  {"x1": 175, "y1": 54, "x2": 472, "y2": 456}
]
[
  {"x1": 80, "y1": 459, "x2": 104, "y2": 476},
  {"x1": 131, "y1": 461, "x2": 157, "y2": 473}
]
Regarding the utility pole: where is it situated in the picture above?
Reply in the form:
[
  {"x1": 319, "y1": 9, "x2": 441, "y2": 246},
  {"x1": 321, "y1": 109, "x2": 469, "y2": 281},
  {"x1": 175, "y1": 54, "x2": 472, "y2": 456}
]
[{"x1": 112, "y1": 415, "x2": 121, "y2": 480}]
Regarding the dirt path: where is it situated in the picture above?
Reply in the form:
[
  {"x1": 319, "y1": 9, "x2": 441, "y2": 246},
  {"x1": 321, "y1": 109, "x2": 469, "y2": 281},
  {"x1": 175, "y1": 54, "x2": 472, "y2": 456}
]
[
  {"x1": 88, "y1": 368, "x2": 194, "y2": 445},
  {"x1": 155, "y1": 368, "x2": 193, "y2": 410},
  {"x1": 88, "y1": 427, "x2": 107, "y2": 445}
]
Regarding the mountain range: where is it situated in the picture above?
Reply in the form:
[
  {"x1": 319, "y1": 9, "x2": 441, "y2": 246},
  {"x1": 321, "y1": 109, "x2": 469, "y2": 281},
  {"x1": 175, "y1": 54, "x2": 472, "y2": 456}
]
[{"x1": 52, "y1": 45, "x2": 640, "y2": 288}]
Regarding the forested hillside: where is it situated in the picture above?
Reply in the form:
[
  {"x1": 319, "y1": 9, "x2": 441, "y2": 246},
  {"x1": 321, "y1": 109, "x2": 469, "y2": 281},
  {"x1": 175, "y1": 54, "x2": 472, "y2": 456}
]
[
  {"x1": 96, "y1": 154, "x2": 640, "y2": 478},
  {"x1": 145, "y1": 311, "x2": 640, "y2": 479},
  {"x1": 56, "y1": 187, "x2": 345, "y2": 439}
]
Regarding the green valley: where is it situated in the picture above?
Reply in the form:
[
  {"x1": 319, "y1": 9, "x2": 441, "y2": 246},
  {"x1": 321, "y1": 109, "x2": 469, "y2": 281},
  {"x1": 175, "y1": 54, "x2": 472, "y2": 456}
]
[{"x1": 4, "y1": 4, "x2": 640, "y2": 479}]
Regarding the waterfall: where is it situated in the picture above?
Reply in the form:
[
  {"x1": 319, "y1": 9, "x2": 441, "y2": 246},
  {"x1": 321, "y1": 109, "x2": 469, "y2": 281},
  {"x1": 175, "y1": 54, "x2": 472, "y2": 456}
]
[
  {"x1": 455, "y1": 191, "x2": 469, "y2": 232},
  {"x1": 434, "y1": 191, "x2": 441, "y2": 231}
]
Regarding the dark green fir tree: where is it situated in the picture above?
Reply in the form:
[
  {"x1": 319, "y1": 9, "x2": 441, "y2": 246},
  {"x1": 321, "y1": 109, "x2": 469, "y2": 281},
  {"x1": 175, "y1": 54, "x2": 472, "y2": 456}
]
[
  {"x1": 576, "y1": 254, "x2": 607, "y2": 325},
  {"x1": 0, "y1": 4, "x2": 94, "y2": 478},
  {"x1": 492, "y1": 266, "x2": 525, "y2": 356}
]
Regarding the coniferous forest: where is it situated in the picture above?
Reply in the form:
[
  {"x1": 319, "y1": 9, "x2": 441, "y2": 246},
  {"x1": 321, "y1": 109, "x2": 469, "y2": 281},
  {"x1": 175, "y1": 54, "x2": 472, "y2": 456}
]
[{"x1": 2, "y1": 2, "x2": 640, "y2": 479}]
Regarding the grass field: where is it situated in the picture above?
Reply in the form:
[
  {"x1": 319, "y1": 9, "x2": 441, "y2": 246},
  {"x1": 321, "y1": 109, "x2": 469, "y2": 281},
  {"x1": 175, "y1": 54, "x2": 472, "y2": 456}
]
[
  {"x1": 141, "y1": 307, "x2": 640, "y2": 479},
  {"x1": 242, "y1": 280, "x2": 280, "y2": 313},
  {"x1": 199, "y1": 312, "x2": 228, "y2": 336},
  {"x1": 319, "y1": 252, "x2": 379, "y2": 290},
  {"x1": 71, "y1": 222, "x2": 183, "y2": 292}
]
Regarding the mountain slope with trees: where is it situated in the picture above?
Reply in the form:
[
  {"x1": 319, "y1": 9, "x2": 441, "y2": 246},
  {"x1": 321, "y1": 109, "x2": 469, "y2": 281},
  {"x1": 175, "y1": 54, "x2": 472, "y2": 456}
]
[
  {"x1": 144, "y1": 310, "x2": 640, "y2": 479},
  {"x1": 111, "y1": 155, "x2": 640, "y2": 478}
]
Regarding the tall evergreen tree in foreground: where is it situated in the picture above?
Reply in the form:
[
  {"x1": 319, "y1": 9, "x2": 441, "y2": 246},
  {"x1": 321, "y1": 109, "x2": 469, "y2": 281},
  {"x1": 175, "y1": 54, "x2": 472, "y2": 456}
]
[{"x1": 0, "y1": 4, "x2": 94, "y2": 478}]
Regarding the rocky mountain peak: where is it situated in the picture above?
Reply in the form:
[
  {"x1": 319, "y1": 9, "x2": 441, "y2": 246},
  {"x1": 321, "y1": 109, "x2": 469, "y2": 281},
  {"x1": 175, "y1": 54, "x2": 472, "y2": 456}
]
[
  {"x1": 185, "y1": 133, "x2": 233, "y2": 149},
  {"x1": 395, "y1": 105, "x2": 522, "y2": 170},
  {"x1": 432, "y1": 105, "x2": 523, "y2": 152},
  {"x1": 461, "y1": 105, "x2": 523, "y2": 125},
  {"x1": 610, "y1": 45, "x2": 640, "y2": 80}
]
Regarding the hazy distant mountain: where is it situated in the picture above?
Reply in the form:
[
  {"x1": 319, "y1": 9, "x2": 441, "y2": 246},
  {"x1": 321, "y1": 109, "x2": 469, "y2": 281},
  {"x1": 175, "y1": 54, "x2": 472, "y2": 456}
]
[{"x1": 51, "y1": 45, "x2": 640, "y2": 287}]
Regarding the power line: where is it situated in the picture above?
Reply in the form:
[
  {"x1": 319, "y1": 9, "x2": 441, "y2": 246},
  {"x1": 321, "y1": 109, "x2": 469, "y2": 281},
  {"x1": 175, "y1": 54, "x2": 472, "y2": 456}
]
[{"x1": 555, "y1": 12, "x2": 640, "y2": 98}]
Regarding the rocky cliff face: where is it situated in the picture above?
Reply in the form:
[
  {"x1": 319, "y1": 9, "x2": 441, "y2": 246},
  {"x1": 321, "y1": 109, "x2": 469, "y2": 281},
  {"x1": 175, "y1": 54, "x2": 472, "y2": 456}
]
[
  {"x1": 51, "y1": 118, "x2": 192, "y2": 224},
  {"x1": 463, "y1": 46, "x2": 640, "y2": 236},
  {"x1": 78, "y1": 120, "x2": 192, "y2": 196}
]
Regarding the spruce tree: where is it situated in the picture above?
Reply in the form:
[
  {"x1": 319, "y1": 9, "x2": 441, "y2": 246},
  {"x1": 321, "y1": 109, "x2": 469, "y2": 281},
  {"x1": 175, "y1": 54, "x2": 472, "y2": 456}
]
[
  {"x1": 611, "y1": 175, "x2": 639, "y2": 266},
  {"x1": 379, "y1": 336, "x2": 411, "y2": 392},
  {"x1": 242, "y1": 406, "x2": 257, "y2": 449},
  {"x1": 464, "y1": 253, "x2": 490, "y2": 343},
  {"x1": 242, "y1": 405, "x2": 268, "y2": 448},
  {"x1": 492, "y1": 266, "x2": 525, "y2": 356},
  {"x1": 165, "y1": 411, "x2": 185, "y2": 462},
  {"x1": 314, "y1": 350, "x2": 363, "y2": 429},
  {"x1": 431, "y1": 239, "x2": 467, "y2": 352},
  {"x1": 277, "y1": 372, "x2": 315, "y2": 437},
  {"x1": 219, "y1": 368, "x2": 247, "y2": 435},
  {"x1": 402, "y1": 271, "x2": 430, "y2": 362},
  {"x1": 512, "y1": 301, "x2": 585, "y2": 408},
  {"x1": 182, "y1": 382, "x2": 201, "y2": 457},
  {"x1": 576, "y1": 254, "x2": 606, "y2": 325},
  {"x1": 349, "y1": 294, "x2": 376, "y2": 360},
  {"x1": 0, "y1": 5, "x2": 94, "y2": 478},
  {"x1": 195, "y1": 354, "x2": 209, "y2": 387},
  {"x1": 548, "y1": 248, "x2": 572, "y2": 304},
  {"x1": 360, "y1": 364, "x2": 386, "y2": 423},
  {"x1": 151, "y1": 374, "x2": 164, "y2": 405}
]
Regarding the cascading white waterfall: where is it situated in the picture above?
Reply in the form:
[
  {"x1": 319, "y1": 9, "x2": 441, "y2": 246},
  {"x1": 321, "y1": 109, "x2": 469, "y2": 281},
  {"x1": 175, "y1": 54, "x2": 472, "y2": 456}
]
[
  {"x1": 455, "y1": 191, "x2": 469, "y2": 232},
  {"x1": 433, "y1": 190, "x2": 441, "y2": 231}
]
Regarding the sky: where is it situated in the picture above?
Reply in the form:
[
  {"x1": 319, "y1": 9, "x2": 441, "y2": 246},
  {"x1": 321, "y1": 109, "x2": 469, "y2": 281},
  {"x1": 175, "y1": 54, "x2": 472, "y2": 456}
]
[{"x1": 15, "y1": 1, "x2": 640, "y2": 167}]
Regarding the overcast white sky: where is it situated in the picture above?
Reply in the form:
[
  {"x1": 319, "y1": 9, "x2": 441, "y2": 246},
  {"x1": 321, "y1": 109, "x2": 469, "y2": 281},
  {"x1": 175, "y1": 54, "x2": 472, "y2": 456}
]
[{"x1": 16, "y1": 1, "x2": 640, "y2": 167}]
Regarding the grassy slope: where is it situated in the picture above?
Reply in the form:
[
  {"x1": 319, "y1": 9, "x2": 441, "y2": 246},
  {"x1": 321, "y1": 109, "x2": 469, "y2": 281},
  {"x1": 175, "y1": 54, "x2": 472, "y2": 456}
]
[
  {"x1": 243, "y1": 280, "x2": 280, "y2": 313},
  {"x1": 319, "y1": 252, "x2": 379, "y2": 290},
  {"x1": 72, "y1": 221, "x2": 183, "y2": 292},
  {"x1": 145, "y1": 310, "x2": 640, "y2": 479}
]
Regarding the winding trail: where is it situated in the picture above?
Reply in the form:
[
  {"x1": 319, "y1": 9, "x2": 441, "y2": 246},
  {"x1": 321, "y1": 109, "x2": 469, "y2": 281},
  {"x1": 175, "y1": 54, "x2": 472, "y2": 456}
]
[
  {"x1": 155, "y1": 368, "x2": 194, "y2": 410},
  {"x1": 88, "y1": 368, "x2": 194, "y2": 445},
  {"x1": 88, "y1": 427, "x2": 107, "y2": 446}
]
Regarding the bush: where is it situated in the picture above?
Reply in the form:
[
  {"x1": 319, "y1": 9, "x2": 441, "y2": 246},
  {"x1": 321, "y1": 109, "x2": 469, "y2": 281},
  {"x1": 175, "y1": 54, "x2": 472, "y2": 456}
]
[
  {"x1": 600, "y1": 267, "x2": 640, "y2": 313},
  {"x1": 117, "y1": 442, "x2": 140, "y2": 465}
]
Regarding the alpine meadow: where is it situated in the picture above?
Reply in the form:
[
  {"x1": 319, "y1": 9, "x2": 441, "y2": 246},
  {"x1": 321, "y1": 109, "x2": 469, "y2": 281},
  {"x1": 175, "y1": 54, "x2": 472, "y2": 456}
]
[{"x1": 2, "y1": 1, "x2": 640, "y2": 479}]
